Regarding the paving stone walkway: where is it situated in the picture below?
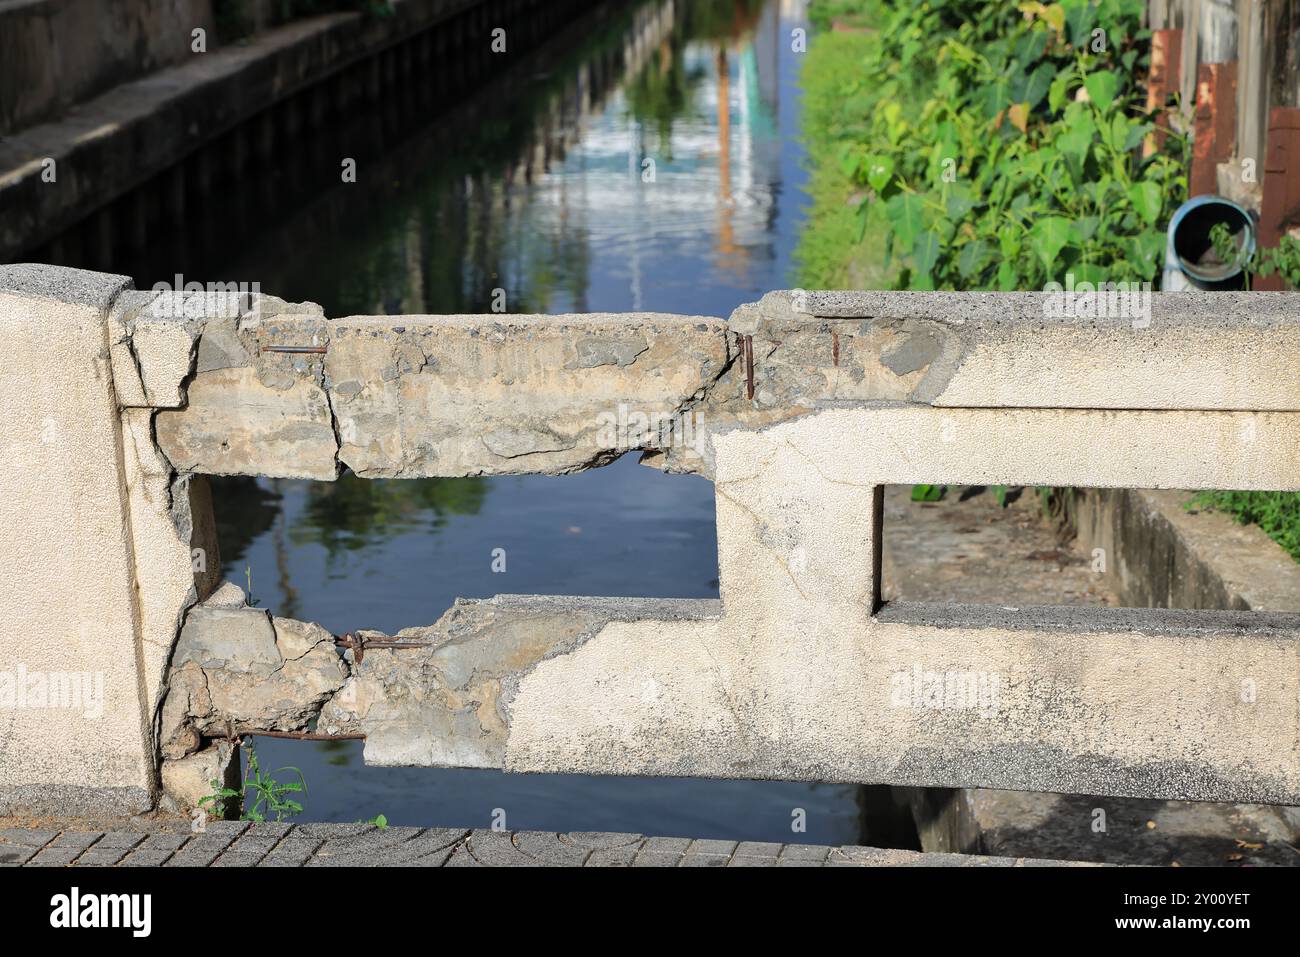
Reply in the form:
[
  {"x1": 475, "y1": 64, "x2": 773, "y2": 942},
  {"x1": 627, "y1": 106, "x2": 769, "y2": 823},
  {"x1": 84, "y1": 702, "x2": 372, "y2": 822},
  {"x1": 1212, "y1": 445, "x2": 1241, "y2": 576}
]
[{"x1": 0, "y1": 823, "x2": 1079, "y2": 867}]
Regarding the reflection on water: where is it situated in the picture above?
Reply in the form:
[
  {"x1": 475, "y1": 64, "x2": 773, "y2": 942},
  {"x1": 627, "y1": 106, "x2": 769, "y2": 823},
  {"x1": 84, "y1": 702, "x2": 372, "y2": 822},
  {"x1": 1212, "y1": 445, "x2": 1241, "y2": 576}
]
[
  {"x1": 215, "y1": 0, "x2": 794, "y2": 319},
  {"x1": 288, "y1": 475, "x2": 487, "y2": 560},
  {"x1": 169, "y1": 0, "x2": 909, "y2": 846},
  {"x1": 220, "y1": 457, "x2": 720, "y2": 637},
  {"x1": 243, "y1": 737, "x2": 874, "y2": 845}
]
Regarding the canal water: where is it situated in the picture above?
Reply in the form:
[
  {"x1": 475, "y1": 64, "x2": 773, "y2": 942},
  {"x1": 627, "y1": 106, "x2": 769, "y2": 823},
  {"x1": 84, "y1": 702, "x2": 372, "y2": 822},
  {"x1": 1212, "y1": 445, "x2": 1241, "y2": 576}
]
[{"x1": 38, "y1": 0, "x2": 914, "y2": 847}]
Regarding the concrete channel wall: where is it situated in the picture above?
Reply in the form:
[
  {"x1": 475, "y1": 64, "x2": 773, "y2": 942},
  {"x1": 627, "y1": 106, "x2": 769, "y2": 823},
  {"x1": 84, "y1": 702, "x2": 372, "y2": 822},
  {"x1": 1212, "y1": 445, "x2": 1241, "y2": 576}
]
[
  {"x1": 0, "y1": 0, "x2": 597, "y2": 262},
  {"x1": 1076, "y1": 487, "x2": 1300, "y2": 612},
  {"x1": 2, "y1": 264, "x2": 1299, "y2": 815},
  {"x1": 0, "y1": 0, "x2": 216, "y2": 137}
]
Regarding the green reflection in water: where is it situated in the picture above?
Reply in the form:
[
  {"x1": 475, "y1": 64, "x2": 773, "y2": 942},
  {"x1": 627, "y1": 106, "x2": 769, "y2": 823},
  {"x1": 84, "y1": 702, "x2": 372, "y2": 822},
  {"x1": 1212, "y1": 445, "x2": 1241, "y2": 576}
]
[
  {"x1": 212, "y1": 473, "x2": 486, "y2": 622},
  {"x1": 212, "y1": 477, "x2": 282, "y2": 567},
  {"x1": 625, "y1": 0, "x2": 768, "y2": 156},
  {"x1": 214, "y1": 474, "x2": 487, "y2": 565},
  {"x1": 318, "y1": 738, "x2": 355, "y2": 769},
  {"x1": 287, "y1": 473, "x2": 487, "y2": 558}
]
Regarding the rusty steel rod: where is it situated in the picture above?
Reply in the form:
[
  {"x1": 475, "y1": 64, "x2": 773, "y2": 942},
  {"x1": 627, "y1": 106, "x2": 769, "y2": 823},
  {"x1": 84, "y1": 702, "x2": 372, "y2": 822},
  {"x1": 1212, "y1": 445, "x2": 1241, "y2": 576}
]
[
  {"x1": 261, "y1": 344, "x2": 328, "y2": 354},
  {"x1": 333, "y1": 631, "x2": 431, "y2": 664},
  {"x1": 744, "y1": 334, "x2": 754, "y2": 400},
  {"x1": 247, "y1": 730, "x2": 365, "y2": 741}
]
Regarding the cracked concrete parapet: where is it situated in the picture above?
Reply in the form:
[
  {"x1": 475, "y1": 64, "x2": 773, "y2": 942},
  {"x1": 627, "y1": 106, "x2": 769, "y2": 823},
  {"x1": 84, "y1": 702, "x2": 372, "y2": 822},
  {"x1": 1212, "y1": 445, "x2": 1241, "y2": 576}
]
[
  {"x1": 154, "y1": 295, "x2": 337, "y2": 480},
  {"x1": 144, "y1": 287, "x2": 1300, "y2": 483},
  {"x1": 466, "y1": 406, "x2": 1300, "y2": 802},
  {"x1": 316, "y1": 595, "x2": 723, "y2": 769},
  {"x1": 146, "y1": 399, "x2": 1300, "y2": 805},
  {"x1": 121, "y1": 408, "x2": 219, "y2": 722},
  {"x1": 107, "y1": 289, "x2": 208, "y2": 410},
  {"x1": 9, "y1": 265, "x2": 1300, "y2": 814},
  {"x1": 159, "y1": 586, "x2": 347, "y2": 768},
  {"x1": 90, "y1": 285, "x2": 1300, "y2": 482},
  {"x1": 779, "y1": 289, "x2": 1300, "y2": 410},
  {"x1": 323, "y1": 313, "x2": 730, "y2": 478},
  {"x1": 154, "y1": 307, "x2": 731, "y2": 480}
]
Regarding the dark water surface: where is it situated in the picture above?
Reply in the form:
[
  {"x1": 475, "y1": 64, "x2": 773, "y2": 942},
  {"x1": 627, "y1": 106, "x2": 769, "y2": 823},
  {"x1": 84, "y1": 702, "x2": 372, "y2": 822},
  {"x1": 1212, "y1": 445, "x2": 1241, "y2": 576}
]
[{"x1": 45, "y1": 0, "x2": 913, "y2": 846}]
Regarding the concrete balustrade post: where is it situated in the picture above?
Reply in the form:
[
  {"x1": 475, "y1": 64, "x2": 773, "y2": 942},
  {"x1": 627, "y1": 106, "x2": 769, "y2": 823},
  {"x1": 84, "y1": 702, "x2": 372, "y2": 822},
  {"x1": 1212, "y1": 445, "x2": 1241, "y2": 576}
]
[{"x1": 0, "y1": 264, "x2": 216, "y2": 815}]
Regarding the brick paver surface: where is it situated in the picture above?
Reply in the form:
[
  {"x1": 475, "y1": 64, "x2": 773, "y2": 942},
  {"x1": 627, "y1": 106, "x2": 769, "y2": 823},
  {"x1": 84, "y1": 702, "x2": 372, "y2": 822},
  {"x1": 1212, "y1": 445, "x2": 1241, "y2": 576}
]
[{"x1": 0, "y1": 824, "x2": 1082, "y2": 867}]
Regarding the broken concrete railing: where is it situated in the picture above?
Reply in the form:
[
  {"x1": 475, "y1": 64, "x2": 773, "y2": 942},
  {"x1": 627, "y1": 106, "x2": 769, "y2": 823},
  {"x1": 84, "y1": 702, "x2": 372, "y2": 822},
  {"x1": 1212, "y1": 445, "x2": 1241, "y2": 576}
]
[
  {"x1": 1, "y1": 263, "x2": 1298, "y2": 817},
  {"x1": 150, "y1": 286, "x2": 1300, "y2": 483}
]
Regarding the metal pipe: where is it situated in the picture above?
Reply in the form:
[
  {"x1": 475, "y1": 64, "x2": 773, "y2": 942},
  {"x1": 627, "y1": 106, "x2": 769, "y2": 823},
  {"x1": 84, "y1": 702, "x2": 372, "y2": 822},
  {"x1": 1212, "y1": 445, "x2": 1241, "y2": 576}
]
[{"x1": 1163, "y1": 194, "x2": 1257, "y2": 290}]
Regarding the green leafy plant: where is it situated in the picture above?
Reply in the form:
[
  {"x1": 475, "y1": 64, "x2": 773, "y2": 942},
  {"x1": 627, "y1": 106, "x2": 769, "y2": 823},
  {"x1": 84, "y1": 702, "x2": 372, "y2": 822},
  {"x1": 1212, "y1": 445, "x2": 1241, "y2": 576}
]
[
  {"x1": 1257, "y1": 237, "x2": 1300, "y2": 288},
  {"x1": 911, "y1": 483, "x2": 946, "y2": 502},
  {"x1": 1187, "y1": 491, "x2": 1300, "y2": 563},
  {"x1": 198, "y1": 739, "x2": 306, "y2": 823},
  {"x1": 1209, "y1": 221, "x2": 1300, "y2": 289},
  {"x1": 798, "y1": 0, "x2": 1187, "y2": 291},
  {"x1": 241, "y1": 743, "x2": 306, "y2": 822},
  {"x1": 197, "y1": 781, "x2": 241, "y2": 820}
]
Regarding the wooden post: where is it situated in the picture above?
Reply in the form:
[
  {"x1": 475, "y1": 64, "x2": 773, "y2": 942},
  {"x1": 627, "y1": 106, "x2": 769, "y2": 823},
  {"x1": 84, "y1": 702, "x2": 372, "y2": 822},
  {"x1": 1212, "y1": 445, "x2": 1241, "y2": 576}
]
[
  {"x1": 1190, "y1": 61, "x2": 1237, "y2": 196},
  {"x1": 1253, "y1": 107, "x2": 1300, "y2": 290}
]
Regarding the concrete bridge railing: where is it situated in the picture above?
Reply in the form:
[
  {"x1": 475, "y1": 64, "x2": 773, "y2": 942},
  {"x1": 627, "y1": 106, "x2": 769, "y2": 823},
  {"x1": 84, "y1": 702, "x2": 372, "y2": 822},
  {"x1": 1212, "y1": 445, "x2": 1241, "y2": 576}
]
[{"x1": 1, "y1": 263, "x2": 1297, "y2": 816}]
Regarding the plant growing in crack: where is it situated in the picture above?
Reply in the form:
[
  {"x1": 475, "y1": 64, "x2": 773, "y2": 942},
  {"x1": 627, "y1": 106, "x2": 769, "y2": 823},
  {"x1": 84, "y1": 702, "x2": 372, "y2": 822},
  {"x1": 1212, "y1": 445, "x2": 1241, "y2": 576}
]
[
  {"x1": 244, "y1": 564, "x2": 261, "y2": 607},
  {"x1": 199, "y1": 738, "x2": 389, "y2": 827},
  {"x1": 199, "y1": 738, "x2": 304, "y2": 823}
]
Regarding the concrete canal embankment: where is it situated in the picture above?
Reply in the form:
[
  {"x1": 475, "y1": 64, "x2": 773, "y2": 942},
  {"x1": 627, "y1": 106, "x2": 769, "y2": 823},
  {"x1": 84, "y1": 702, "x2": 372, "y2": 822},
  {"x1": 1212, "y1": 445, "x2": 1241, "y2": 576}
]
[{"x1": 0, "y1": 0, "x2": 605, "y2": 262}]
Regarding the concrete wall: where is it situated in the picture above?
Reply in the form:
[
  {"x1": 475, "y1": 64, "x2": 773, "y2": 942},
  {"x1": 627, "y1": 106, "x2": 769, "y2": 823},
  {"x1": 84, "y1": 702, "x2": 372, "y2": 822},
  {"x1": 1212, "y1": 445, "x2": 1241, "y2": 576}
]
[
  {"x1": 0, "y1": 0, "x2": 216, "y2": 136},
  {"x1": 3, "y1": 268, "x2": 1299, "y2": 813}
]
